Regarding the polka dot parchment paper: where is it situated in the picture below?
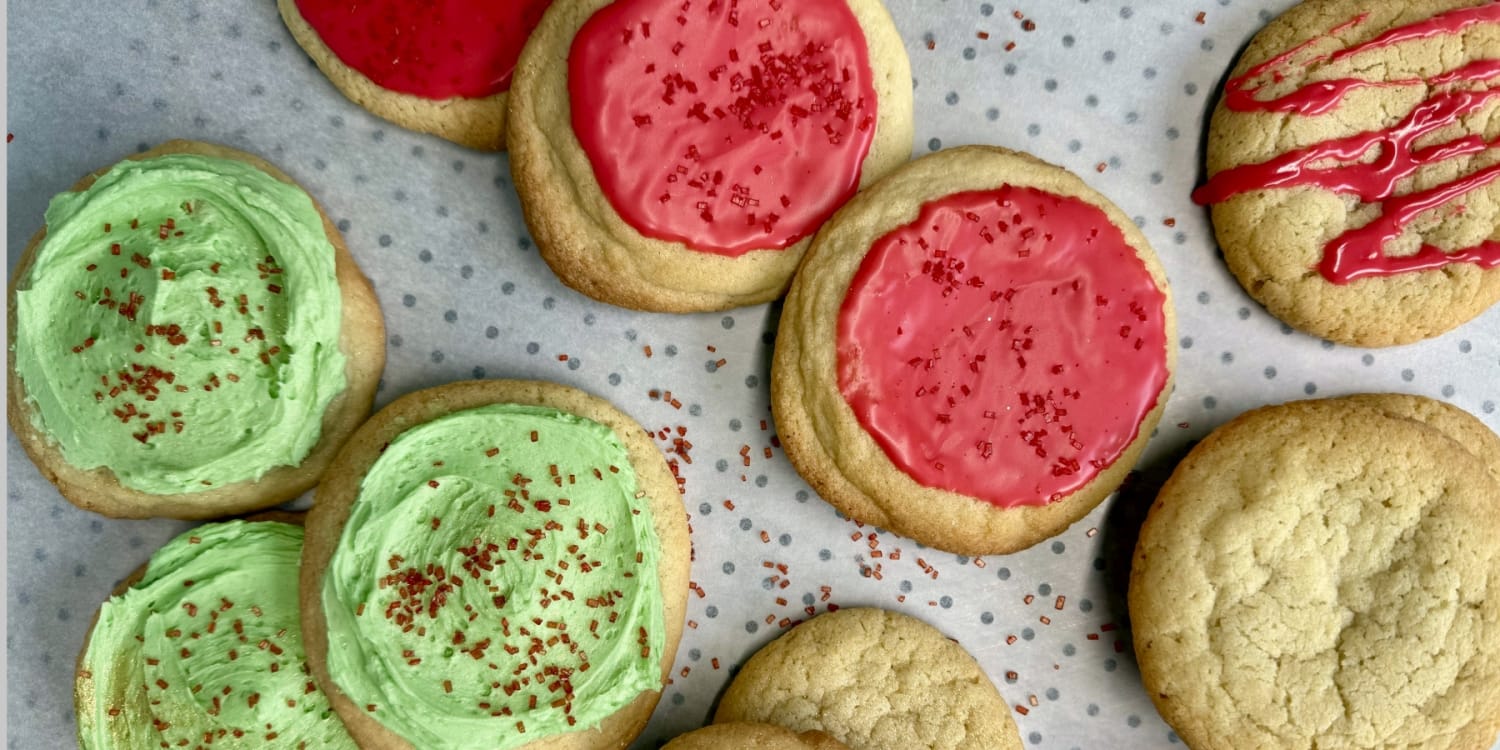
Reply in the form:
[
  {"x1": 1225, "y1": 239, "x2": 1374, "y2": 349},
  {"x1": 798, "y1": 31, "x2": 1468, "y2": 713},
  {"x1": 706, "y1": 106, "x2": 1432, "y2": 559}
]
[{"x1": 7, "y1": 1, "x2": 1499, "y2": 748}]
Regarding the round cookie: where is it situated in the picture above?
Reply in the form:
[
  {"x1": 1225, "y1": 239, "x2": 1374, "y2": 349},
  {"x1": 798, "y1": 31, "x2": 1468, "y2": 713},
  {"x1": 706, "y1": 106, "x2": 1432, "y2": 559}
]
[
  {"x1": 301, "y1": 379, "x2": 690, "y2": 750},
  {"x1": 75, "y1": 515, "x2": 358, "y2": 749},
  {"x1": 1130, "y1": 396, "x2": 1500, "y2": 749},
  {"x1": 278, "y1": 0, "x2": 552, "y2": 151},
  {"x1": 772, "y1": 145, "x2": 1176, "y2": 555},
  {"x1": 1195, "y1": 0, "x2": 1500, "y2": 346},
  {"x1": 713, "y1": 608, "x2": 1020, "y2": 750},
  {"x1": 662, "y1": 723, "x2": 849, "y2": 750},
  {"x1": 7, "y1": 140, "x2": 385, "y2": 520},
  {"x1": 507, "y1": 0, "x2": 914, "y2": 311}
]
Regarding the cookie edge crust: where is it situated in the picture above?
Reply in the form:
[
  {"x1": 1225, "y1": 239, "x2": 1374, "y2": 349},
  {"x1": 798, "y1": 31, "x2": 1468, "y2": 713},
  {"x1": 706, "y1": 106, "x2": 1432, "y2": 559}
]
[
  {"x1": 6, "y1": 139, "x2": 386, "y2": 520},
  {"x1": 1128, "y1": 395, "x2": 1500, "y2": 750},
  {"x1": 277, "y1": 0, "x2": 510, "y2": 152},
  {"x1": 771, "y1": 144, "x2": 1177, "y2": 556},
  {"x1": 506, "y1": 0, "x2": 915, "y2": 312},
  {"x1": 300, "y1": 379, "x2": 690, "y2": 750},
  {"x1": 1201, "y1": 0, "x2": 1500, "y2": 347}
]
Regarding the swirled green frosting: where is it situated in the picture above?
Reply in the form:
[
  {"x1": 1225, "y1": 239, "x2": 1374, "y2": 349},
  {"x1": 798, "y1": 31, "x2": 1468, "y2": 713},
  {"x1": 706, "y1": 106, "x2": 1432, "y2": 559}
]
[
  {"x1": 322, "y1": 403, "x2": 665, "y2": 749},
  {"x1": 77, "y1": 520, "x2": 357, "y2": 749},
  {"x1": 13, "y1": 152, "x2": 346, "y2": 494}
]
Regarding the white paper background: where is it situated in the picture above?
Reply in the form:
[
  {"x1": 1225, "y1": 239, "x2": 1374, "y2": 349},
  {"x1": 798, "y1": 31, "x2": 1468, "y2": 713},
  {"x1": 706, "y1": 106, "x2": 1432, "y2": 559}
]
[{"x1": 7, "y1": 1, "x2": 1499, "y2": 748}]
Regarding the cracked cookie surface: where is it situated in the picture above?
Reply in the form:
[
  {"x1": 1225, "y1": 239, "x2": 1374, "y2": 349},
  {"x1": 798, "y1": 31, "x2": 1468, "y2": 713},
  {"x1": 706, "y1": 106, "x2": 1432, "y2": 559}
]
[
  {"x1": 1130, "y1": 395, "x2": 1500, "y2": 749},
  {"x1": 713, "y1": 608, "x2": 1021, "y2": 750},
  {"x1": 661, "y1": 722, "x2": 848, "y2": 750}
]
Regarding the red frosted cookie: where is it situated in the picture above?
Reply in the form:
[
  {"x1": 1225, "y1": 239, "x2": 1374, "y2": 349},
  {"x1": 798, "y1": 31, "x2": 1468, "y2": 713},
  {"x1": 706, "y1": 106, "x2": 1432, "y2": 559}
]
[
  {"x1": 278, "y1": 0, "x2": 552, "y2": 150},
  {"x1": 773, "y1": 146, "x2": 1176, "y2": 554},
  {"x1": 508, "y1": 0, "x2": 914, "y2": 311}
]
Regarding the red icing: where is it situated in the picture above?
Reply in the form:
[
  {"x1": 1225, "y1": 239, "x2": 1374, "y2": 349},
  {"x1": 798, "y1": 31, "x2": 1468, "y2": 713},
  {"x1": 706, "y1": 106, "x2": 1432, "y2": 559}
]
[
  {"x1": 1194, "y1": 5, "x2": 1500, "y2": 283},
  {"x1": 294, "y1": 0, "x2": 552, "y2": 99},
  {"x1": 836, "y1": 187, "x2": 1169, "y2": 509},
  {"x1": 568, "y1": 0, "x2": 877, "y2": 257}
]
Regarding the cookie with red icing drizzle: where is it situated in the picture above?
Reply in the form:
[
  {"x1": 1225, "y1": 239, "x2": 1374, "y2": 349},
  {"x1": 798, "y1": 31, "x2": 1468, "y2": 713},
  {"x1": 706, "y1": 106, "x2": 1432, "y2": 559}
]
[
  {"x1": 772, "y1": 147, "x2": 1175, "y2": 555},
  {"x1": 1196, "y1": 0, "x2": 1500, "y2": 346},
  {"x1": 278, "y1": 0, "x2": 552, "y2": 150},
  {"x1": 507, "y1": 0, "x2": 913, "y2": 312}
]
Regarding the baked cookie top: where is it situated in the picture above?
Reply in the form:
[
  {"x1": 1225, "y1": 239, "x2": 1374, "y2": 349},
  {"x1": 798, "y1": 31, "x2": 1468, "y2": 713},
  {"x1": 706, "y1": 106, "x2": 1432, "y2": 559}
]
[
  {"x1": 713, "y1": 607, "x2": 1021, "y2": 750},
  {"x1": 773, "y1": 145, "x2": 1175, "y2": 554},
  {"x1": 1196, "y1": 0, "x2": 1500, "y2": 346},
  {"x1": 302, "y1": 380, "x2": 689, "y2": 750},
  {"x1": 662, "y1": 722, "x2": 848, "y2": 750},
  {"x1": 1130, "y1": 395, "x2": 1500, "y2": 749},
  {"x1": 76, "y1": 519, "x2": 356, "y2": 749},
  {"x1": 7, "y1": 140, "x2": 384, "y2": 519},
  {"x1": 507, "y1": 0, "x2": 913, "y2": 310}
]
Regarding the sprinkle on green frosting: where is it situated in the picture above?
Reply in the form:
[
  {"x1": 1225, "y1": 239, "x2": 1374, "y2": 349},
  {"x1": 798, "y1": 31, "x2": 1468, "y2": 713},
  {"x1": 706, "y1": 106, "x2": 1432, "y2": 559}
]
[
  {"x1": 322, "y1": 404, "x2": 665, "y2": 750},
  {"x1": 77, "y1": 521, "x2": 357, "y2": 749},
  {"x1": 13, "y1": 152, "x2": 346, "y2": 494}
]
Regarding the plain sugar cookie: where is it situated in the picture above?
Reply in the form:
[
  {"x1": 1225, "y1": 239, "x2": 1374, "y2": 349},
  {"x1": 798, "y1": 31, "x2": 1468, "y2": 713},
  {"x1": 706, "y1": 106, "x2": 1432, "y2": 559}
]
[
  {"x1": 772, "y1": 145, "x2": 1175, "y2": 555},
  {"x1": 301, "y1": 380, "x2": 690, "y2": 750},
  {"x1": 1195, "y1": 0, "x2": 1500, "y2": 346},
  {"x1": 507, "y1": 0, "x2": 914, "y2": 311},
  {"x1": 1130, "y1": 395, "x2": 1500, "y2": 749},
  {"x1": 7, "y1": 140, "x2": 384, "y2": 519},
  {"x1": 713, "y1": 608, "x2": 1021, "y2": 750}
]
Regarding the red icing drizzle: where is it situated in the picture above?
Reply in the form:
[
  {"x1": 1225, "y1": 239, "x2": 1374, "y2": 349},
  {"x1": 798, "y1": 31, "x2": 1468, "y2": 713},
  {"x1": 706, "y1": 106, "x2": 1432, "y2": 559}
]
[
  {"x1": 836, "y1": 188, "x2": 1169, "y2": 509},
  {"x1": 568, "y1": 0, "x2": 877, "y2": 256},
  {"x1": 1194, "y1": 4, "x2": 1500, "y2": 283},
  {"x1": 294, "y1": 0, "x2": 552, "y2": 99}
]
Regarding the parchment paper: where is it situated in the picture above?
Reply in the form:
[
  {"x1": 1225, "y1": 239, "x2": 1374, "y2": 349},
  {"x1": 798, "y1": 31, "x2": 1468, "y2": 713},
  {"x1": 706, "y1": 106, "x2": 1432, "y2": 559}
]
[{"x1": 8, "y1": 1, "x2": 1499, "y2": 748}]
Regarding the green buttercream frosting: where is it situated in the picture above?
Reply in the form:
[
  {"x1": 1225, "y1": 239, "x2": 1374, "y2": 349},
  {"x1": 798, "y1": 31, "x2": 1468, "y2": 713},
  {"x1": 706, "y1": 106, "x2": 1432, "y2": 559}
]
[
  {"x1": 78, "y1": 520, "x2": 357, "y2": 749},
  {"x1": 323, "y1": 404, "x2": 665, "y2": 749},
  {"x1": 13, "y1": 152, "x2": 346, "y2": 494}
]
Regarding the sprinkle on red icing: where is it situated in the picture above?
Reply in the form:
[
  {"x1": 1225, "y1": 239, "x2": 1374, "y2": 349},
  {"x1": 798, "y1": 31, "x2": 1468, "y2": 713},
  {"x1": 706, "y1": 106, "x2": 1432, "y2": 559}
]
[
  {"x1": 568, "y1": 0, "x2": 877, "y2": 256},
  {"x1": 294, "y1": 0, "x2": 553, "y2": 99},
  {"x1": 837, "y1": 187, "x2": 1168, "y2": 508},
  {"x1": 1194, "y1": 5, "x2": 1500, "y2": 283}
]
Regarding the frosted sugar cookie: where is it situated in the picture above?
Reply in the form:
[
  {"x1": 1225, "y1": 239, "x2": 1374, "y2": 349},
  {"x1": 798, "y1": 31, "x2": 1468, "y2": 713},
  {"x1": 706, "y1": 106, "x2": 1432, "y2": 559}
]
[
  {"x1": 76, "y1": 516, "x2": 357, "y2": 749},
  {"x1": 508, "y1": 0, "x2": 914, "y2": 310},
  {"x1": 302, "y1": 380, "x2": 689, "y2": 749},
  {"x1": 773, "y1": 146, "x2": 1175, "y2": 554},
  {"x1": 279, "y1": 0, "x2": 552, "y2": 150},
  {"x1": 8, "y1": 140, "x2": 384, "y2": 519}
]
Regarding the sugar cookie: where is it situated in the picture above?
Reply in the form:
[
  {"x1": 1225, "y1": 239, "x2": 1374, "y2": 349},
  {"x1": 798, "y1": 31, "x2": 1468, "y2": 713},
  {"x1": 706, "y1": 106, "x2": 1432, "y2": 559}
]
[
  {"x1": 7, "y1": 140, "x2": 384, "y2": 519},
  {"x1": 773, "y1": 146, "x2": 1175, "y2": 554}
]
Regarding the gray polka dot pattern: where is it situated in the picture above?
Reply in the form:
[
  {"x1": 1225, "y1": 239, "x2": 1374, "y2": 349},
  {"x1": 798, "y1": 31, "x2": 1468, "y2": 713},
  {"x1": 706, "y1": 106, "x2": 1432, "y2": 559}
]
[{"x1": 6, "y1": 2, "x2": 1500, "y2": 750}]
